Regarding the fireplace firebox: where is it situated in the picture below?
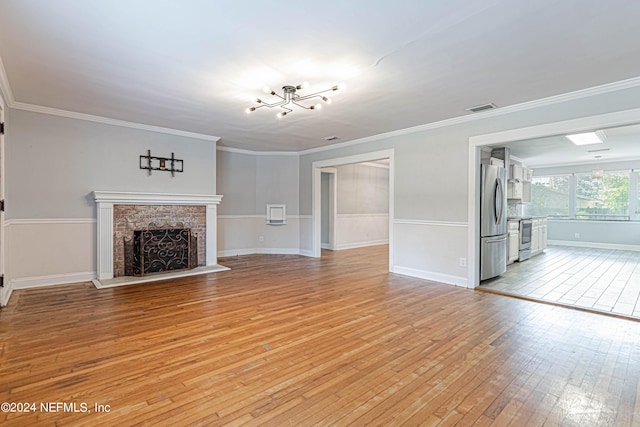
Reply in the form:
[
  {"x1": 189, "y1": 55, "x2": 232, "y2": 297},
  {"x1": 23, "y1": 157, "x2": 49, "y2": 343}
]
[{"x1": 125, "y1": 225, "x2": 198, "y2": 276}]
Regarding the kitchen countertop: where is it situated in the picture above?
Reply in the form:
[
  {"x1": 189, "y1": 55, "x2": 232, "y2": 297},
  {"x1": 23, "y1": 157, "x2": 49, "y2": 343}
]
[{"x1": 507, "y1": 216, "x2": 548, "y2": 220}]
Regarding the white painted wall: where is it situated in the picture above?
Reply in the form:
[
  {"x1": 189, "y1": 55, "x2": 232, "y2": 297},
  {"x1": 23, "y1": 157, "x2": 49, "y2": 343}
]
[
  {"x1": 335, "y1": 163, "x2": 389, "y2": 249},
  {"x1": 3, "y1": 109, "x2": 217, "y2": 296},
  {"x1": 548, "y1": 220, "x2": 640, "y2": 250}
]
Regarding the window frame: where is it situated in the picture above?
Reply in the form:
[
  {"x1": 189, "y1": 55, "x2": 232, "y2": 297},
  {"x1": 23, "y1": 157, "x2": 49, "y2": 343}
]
[{"x1": 533, "y1": 169, "x2": 639, "y2": 222}]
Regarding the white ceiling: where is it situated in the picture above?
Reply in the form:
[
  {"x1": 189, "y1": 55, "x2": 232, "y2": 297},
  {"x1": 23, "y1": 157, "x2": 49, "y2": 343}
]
[
  {"x1": 1, "y1": 0, "x2": 640, "y2": 152},
  {"x1": 496, "y1": 123, "x2": 640, "y2": 168}
]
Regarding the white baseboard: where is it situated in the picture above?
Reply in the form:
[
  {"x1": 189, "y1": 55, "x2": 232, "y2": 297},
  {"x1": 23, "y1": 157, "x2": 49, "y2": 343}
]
[
  {"x1": 299, "y1": 249, "x2": 314, "y2": 257},
  {"x1": 218, "y1": 248, "x2": 303, "y2": 257},
  {"x1": 548, "y1": 240, "x2": 640, "y2": 252},
  {"x1": 336, "y1": 239, "x2": 389, "y2": 250},
  {"x1": 321, "y1": 243, "x2": 335, "y2": 250},
  {"x1": 1, "y1": 286, "x2": 13, "y2": 307},
  {"x1": 392, "y1": 265, "x2": 468, "y2": 288},
  {"x1": 10, "y1": 272, "x2": 97, "y2": 290}
]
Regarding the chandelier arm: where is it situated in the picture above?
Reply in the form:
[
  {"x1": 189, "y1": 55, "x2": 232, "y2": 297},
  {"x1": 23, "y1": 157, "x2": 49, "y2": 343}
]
[
  {"x1": 295, "y1": 88, "x2": 336, "y2": 101},
  {"x1": 291, "y1": 100, "x2": 314, "y2": 110},
  {"x1": 259, "y1": 99, "x2": 288, "y2": 108}
]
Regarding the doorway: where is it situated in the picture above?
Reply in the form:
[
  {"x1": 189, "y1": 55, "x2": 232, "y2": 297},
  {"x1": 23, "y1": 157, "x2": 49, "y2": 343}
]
[
  {"x1": 312, "y1": 149, "x2": 395, "y2": 271},
  {"x1": 0, "y1": 96, "x2": 5, "y2": 306},
  {"x1": 468, "y1": 107, "x2": 640, "y2": 288},
  {"x1": 320, "y1": 168, "x2": 337, "y2": 250}
]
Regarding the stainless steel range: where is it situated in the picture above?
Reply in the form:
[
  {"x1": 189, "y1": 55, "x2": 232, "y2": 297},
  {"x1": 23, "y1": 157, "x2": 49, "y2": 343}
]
[{"x1": 518, "y1": 217, "x2": 532, "y2": 261}]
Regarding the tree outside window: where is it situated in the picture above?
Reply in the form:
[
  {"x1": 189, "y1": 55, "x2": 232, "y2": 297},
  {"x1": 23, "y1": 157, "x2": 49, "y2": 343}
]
[
  {"x1": 575, "y1": 171, "x2": 629, "y2": 220},
  {"x1": 529, "y1": 176, "x2": 570, "y2": 218}
]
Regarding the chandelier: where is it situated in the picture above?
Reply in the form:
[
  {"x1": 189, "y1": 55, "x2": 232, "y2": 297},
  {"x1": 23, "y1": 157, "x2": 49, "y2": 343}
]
[
  {"x1": 245, "y1": 82, "x2": 345, "y2": 118},
  {"x1": 591, "y1": 155, "x2": 604, "y2": 179}
]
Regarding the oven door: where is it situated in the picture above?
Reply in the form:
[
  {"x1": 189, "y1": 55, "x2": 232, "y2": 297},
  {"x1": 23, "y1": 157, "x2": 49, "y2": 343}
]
[{"x1": 520, "y1": 219, "x2": 532, "y2": 250}]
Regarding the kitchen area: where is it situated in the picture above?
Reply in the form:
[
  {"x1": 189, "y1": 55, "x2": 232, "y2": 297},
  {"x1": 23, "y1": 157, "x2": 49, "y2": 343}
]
[
  {"x1": 476, "y1": 123, "x2": 640, "y2": 319},
  {"x1": 506, "y1": 162, "x2": 548, "y2": 266},
  {"x1": 479, "y1": 148, "x2": 547, "y2": 283}
]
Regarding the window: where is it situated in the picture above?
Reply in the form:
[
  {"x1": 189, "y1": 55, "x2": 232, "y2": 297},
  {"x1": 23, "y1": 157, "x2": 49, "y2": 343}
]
[
  {"x1": 529, "y1": 176, "x2": 570, "y2": 218},
  {"x1": 575, "y1": 171, "x2": 629, "y2": 220}
]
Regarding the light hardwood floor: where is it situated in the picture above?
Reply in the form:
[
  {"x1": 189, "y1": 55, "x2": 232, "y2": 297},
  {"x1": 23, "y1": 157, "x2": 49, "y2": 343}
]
[
  {"x1": 2, "y1": 245, "x2": 640, "y2": 426},
  {"x1": 481, "y1": 245, "x2": 640, "y2": 319}
]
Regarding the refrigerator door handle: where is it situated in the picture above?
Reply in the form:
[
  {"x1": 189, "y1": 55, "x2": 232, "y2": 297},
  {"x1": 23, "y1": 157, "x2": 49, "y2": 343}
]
[
  {"x1": 494, "y1": 178, "x2": 503, "y2": 225},
  {"x1": 498, "y1": 177, "x2": 504, "y2": 223}
]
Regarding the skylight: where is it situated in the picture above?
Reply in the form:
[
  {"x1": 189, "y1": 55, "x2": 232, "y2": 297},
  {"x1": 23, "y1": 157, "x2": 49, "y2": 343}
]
[{"x1": 565, "y1": 132, "x2": 603, "y2": 146}]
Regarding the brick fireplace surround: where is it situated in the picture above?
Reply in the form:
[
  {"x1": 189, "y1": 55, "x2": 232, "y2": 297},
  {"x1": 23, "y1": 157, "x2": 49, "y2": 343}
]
[{"x1": 93, "y1": 191, "x2": 223, "y2": 286}]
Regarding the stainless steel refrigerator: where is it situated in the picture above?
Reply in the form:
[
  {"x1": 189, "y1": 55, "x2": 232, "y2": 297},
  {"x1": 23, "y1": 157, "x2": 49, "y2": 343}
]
[{"x1": 480, "y1": 163, "x2": 507, "y2": 280}]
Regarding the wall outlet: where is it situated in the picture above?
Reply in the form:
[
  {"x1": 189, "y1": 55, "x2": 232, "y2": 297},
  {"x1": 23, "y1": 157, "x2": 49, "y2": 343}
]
[
  {"x1": 574, "y1": 233, "x2": 580, "y2": 239},
  {"x1": 258, "y1": 236, "x2": 265, "y2": 242},
  {"x1": 459, "y1": 258, "x2": 467, "y2": 267}
]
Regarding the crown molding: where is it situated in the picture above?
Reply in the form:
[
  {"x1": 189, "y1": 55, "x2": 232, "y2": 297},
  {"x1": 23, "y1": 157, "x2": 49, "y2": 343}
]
[
  {"x1": 300, "y1": 75, "x2": 640, "y2": 156},
  {"x1": 1, "y1": 54, "x2": 220, "y2": 141},
  {"x1": 0, "y1": 56, "x2": 15, "y2": 105},
  {"x1": 12, "y1": 102, "x2": 221, "y2": 142},
  {"x1": 216, "y1": 146, "x2": 299, "y2": 156}
]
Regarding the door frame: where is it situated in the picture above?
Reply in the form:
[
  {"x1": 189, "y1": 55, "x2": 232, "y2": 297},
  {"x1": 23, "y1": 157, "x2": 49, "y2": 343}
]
[
  {"x1": 0, "y1": 93, "x2": 5, "y2": 305},
  {"x1": 312, "y1": 149, "x2": 395, "y2": 270},
  {"x1": 467, "y1": 107, "x2": 640, "y2": 288},
  {"x1": 320, "y1": 167, "x2": 337, "y2": 250}
]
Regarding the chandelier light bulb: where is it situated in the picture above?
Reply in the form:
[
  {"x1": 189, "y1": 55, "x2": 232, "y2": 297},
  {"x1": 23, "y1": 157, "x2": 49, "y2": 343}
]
[
  {"x1": 245, "y1": 107, "x2": 256, "y2": 114},
  {"x1": 322, "y1": 96, "x2": 332, "y2": 104},
  {"x1": 263, "y1": 86, "x2": 271, "y2": 94},
  {"x1": 276, "y1": 111, "x2": 287, "y2": 118},
  {"x1": 315, "y1": 103, "x2": 322, "y2": 110}
]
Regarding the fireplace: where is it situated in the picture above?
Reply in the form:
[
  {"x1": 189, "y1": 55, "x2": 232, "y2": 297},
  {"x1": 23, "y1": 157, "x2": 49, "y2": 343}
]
[
  {"x1": 126, "y1": 226, "x2": 198, "y2": 276},
  {"x1": 113, "y1": 205, "x2": 205, "y2": 277},
  {"x1": 93, "y1": 191, "x2": 223, "y2": 282}
]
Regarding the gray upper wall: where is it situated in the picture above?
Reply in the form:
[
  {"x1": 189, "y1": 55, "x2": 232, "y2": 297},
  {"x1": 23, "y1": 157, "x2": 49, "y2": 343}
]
[
  {"x1": 216, "y1": 150, "x2": 299, "y2": 216},
  {"x1": 216, "y1": 150, "x2": 256, "y2": 215},
  {"x1": 337, "y1": 163, "x2": 389, "y2": 215},
  {"x1": 299, "y1": 86, "x2": 640, "y2": 220},
  {"x1": 256, "y1": 155, "x2": 299, "y2": 215},
  {"x1": 5, "y1": 109, "x2": 217, "y2": 219}
]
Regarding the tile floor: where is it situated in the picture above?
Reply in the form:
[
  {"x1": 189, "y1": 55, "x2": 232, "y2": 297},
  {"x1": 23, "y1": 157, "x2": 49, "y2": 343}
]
[{"x1": 480, "y1": 245, "x2": 640, "y2": 319}]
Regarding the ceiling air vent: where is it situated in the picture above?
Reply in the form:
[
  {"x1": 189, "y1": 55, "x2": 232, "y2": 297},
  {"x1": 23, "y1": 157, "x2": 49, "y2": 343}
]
[
  {"x1": 465, "y1": 103, "x2": 497, "y2": 113},
  {"x1": 587, "y1": 148, "x2": 611, "y2": 153},
  {"x1": 322, "y1": 136, "x2": 340, "y2": 141}
]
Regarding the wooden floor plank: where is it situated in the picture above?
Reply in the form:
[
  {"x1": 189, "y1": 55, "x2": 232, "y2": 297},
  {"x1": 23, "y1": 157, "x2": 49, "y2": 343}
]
[{"x1": 2, "y1": 245, "x2": 640, "y2": 426}]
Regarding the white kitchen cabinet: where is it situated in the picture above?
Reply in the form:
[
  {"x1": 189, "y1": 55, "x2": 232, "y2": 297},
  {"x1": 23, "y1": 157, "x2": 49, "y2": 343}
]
[
  {"x1": 507, "y1": 221, "x2": 520, "y2": 264},
  {"x1": 531, "y1": 217, "x2": 547, "y2": 256},
  {"x1": 524, "y1": 168, "x2": 533, "y2": 182},
  {"x1": 510, "y1": 164, "x2": 524, "y2": 181},
  {"x1": 531, "y1": 219, "x2": 540, "y2": 254},
  {"x1": 508, "y1": 181, "x2": 523, "y2": 200}
]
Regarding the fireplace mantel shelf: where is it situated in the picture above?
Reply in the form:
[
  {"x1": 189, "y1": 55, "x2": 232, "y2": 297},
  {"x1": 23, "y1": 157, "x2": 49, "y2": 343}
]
[{"x1": 93, "y1": 191, "x2": 222, "y2": 206}]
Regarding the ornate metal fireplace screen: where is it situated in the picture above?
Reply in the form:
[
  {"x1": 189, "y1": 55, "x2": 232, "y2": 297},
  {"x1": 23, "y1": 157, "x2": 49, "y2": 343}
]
[{"x1": 125, "y1": 224, "x2": 198, "y2": 276}]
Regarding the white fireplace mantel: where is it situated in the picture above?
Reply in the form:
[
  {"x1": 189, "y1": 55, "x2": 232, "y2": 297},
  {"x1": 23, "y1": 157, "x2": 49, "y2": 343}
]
[{"x1": 93, "y1": 191, "x2": 223, "y2": 281}]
